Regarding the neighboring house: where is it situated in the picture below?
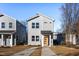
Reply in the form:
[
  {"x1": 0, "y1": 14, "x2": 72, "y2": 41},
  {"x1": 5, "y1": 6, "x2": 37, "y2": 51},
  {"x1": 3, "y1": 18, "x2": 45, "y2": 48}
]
[
  {"x1": 0, "y1": 14, "x2": 26, "y2": 47},
  {"x1": 56, "y1": 33, "x2": 65, "y2": 45},
  {"x1": 53, "y1": 32, "x2": 64, "y2": 45},
  {"x1": 65, "y1": 19, "x2": 79, "y2": 45},
  {"x1": 27, "y1": 13, "x2": 54, "y2": 47},
  {"x1": 53, "y1": 32, "x2": 58, "y2": 45},
  {"x1": 65, "y1": 33, "x2": 76, "y2": 45}
]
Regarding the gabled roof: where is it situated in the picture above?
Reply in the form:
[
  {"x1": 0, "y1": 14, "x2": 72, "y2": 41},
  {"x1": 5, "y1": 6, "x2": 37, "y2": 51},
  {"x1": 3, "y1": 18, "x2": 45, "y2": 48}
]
[
  {"x1": 0, "y1": 13, "x2": 16, "y2": 21},
  {"x1": 27, "y1": 13, "x2": 54, "y2": 22},
  {"x1": 0, "y1": 14, "x2": 4, "y2": 17},
  {"x1": 27, "y1": 15, "x2": 39, "y2": 22},
  {"x1": 0, "y1": 13, "x2": 26, "y2": 27}
]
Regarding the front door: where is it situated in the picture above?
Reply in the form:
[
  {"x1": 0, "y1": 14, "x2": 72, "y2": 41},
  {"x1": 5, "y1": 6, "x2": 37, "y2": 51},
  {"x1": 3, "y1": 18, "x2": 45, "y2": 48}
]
[{"x1": 44, "y1": 35, "x2": 48, "y2": 46}]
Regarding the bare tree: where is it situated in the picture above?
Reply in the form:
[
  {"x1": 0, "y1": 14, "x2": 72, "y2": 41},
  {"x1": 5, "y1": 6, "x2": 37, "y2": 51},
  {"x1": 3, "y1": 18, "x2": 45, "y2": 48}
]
[{"x1": 61, "y1": 3, "x2": 79, "y2": 45}]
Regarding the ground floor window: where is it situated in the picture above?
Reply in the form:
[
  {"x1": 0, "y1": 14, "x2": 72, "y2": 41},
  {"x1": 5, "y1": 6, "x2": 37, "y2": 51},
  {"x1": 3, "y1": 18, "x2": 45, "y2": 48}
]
[
  {"x1": 36, "y1": 36, "x2": 39, "y2": 41},
  {"x1": 32, "y1": 36, "x2": 35, "y2": 41},
  {"x1": 0, "y1": 34, "x2": 1, "y2": 39},
  {"x1": 32, "y1": 35, "x2": 39, "y2": 41}
]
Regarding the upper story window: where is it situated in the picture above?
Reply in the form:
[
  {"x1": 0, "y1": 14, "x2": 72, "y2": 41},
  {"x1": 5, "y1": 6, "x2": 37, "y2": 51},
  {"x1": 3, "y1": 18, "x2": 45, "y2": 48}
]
[
  {"x1": 32, "y1": 23, "x2": 35, "y2": 28},
  {"x1": 44, "y1": 22, "x2": 47, "y2": 23},
  {"x1": 32, "y1": 22, "x2": 39, "y2": 29},
  {"x1": 0, "y1": 34, "x2": 1, "y2": 39},
  {"x1": 1, "y1": 22, "x2": 5, "y2": 28},
  {"x1": 32, "y1": 36, "x2": 35, "y2": 41},
  {"x1": 9, "y1": 22, "x2": 12, "y2": 28},
  {"x1": 36, "y1": 36, "x2": 39, "y2": 41},
  {"x1": 36, "y1": 23, "x2": 39, "y2": 28},
  {"x1": 50, "y1": 22, "x2": 52, "y2": 23}
]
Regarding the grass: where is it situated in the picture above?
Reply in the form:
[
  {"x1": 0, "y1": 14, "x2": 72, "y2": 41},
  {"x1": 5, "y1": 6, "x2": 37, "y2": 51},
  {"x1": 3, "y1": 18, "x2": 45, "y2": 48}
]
[
  {"x1": 0, "y1": 45, "x2": 32, "y2": 56},
  {"x1": 50, "y1": 45, "x2": 79, "y2": 56},
  {"x1": 30, "y1": 47, "x2": 42, "y2": 56}
]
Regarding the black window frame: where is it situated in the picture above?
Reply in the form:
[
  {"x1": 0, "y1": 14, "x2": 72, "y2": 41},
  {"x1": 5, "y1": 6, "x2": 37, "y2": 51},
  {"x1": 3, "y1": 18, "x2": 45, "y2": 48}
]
[
  {"x1": 44, "y1": 22, "x2": 47, "y2": 23},
  {"x1": 32, "y1": 36, "x2": 35, "y2": 41},
  {"x1": 36, "y1": 36, "x2": 39, "y2": 41},
  {"x1": 0, "y1": 34, "x2": 1, "y2": 39},
  {"x1": 9, "y1": 22, "x2": 12, "y2": 28},
  {"x1": 1, "y1": 22, "x2": 5, "y2": 28},
  {"x1": 32, "y1": 23, "x2": 35, "y2": 28},
  {"x1": 36, "y1": 23, "x2": 39, "y2": 28}
]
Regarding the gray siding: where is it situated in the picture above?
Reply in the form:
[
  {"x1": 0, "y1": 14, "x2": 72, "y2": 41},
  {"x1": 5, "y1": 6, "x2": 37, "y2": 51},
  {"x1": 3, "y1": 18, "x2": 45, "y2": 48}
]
[{"x1": 16, "y1": 21, "x2": 26, "y2": 44}]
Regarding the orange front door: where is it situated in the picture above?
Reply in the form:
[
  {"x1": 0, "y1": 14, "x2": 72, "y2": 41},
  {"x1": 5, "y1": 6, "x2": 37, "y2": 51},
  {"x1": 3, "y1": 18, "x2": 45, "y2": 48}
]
[{"x1": 44, "y1": 35, "x2": 48, "y2": 46}]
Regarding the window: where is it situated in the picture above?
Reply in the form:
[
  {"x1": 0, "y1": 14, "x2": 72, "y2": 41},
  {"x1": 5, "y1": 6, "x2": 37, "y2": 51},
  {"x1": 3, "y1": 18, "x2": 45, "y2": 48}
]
[
  {"x1": 32, "y1": 36, "x2": 35, "y2": 41},
  {"x1": 32, "y1": 23, "x2": 35, "y2": 28},
  {"x1": 0, "y1": 34, "x2": 1, "y2": 39},
  {"x1": 32, "y1": 23, "x2": 39, "y2": 28},
  {"x1": 44, "y1": 22, "x2": 47, "y2": 23},
  {"x1": 1, "y1": 22, "x2": 5, "y2": 28},
  {"x1": 50, "y1": 22, "x2": 52, "y2": 23},
  {"x1": 36, "y1": 23, "x2": 39, "y2": 28},
  {"x1": 36, "y1": 36, "x2": 39, "y2": 41},
  {"x1": 9, "y1": 22, "x2": 12, "y2": 28}
]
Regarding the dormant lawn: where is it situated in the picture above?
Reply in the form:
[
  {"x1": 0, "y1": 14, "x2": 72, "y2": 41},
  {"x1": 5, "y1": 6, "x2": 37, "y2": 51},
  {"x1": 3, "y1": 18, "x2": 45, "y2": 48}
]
[
  {"x1": 30, "y1": 46, "x2": 42, "y2": 56},
  {"x1": 50, "y1": 45, "x2": 79, "y2": 56},
  {"x1": 0, "y1": 45, "x2": 31, "y2": 56}
]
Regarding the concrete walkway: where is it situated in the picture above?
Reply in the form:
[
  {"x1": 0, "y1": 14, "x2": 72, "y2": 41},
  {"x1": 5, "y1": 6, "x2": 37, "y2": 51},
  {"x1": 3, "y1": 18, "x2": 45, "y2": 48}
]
[
  {"x1": 12, "y1": 47, "x2": 38, "y2": 56},
  {"x1": 41, "y1": 47, "x2": 56, "y2": 56}
]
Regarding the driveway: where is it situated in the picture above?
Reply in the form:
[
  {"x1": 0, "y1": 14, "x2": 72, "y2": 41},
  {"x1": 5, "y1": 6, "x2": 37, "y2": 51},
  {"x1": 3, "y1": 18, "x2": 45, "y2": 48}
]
[
  {"x1": 12, "y1": 47, "x2": 38, "y2": 56},
  {"x1": 41, "y1": 46, "x2": 56, "y2": 56},
  {"x1": 12, "y1": 46, "x2": 56, "y2": 56}
]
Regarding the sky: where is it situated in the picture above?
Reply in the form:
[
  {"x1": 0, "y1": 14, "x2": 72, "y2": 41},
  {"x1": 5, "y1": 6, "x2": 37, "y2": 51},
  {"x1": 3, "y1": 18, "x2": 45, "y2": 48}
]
[{"x1": 0, "y1": 3, "x2": 63, "y2": 32}]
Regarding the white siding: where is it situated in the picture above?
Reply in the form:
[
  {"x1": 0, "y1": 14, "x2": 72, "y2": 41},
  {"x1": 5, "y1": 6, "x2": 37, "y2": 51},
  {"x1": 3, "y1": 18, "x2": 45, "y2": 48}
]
[
  {"x1": 41, "y1": 16, "x2": 53, "y2": 31},
  {"x1": 0, "y1": 15, "x2": 16, "y2": 31},
  {"x1": 28, "y1": 14, "x2": 53, "y2": 45},
  {"x1": 28, "y1": 18, "x2": 42, "y2": 45}
]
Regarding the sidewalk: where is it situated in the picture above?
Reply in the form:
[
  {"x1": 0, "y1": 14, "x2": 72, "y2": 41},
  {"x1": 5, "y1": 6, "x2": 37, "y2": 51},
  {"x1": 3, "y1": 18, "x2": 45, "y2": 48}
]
[
  {"x1": 12, "y1": 47, "x2": 38, "y2": 56},
  {"x1": 41, "y1": 47, "x2": 56, "y2": 56}
]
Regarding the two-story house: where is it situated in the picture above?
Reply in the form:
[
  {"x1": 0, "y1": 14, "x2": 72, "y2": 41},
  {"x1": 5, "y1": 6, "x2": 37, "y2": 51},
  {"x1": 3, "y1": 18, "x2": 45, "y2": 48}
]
[
  {"x1": 0, "y1": 14, "x2": 26, "y2": 47},
  {"x1": 27, "y1": 13, "x2": 54, "y2": 47}
]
